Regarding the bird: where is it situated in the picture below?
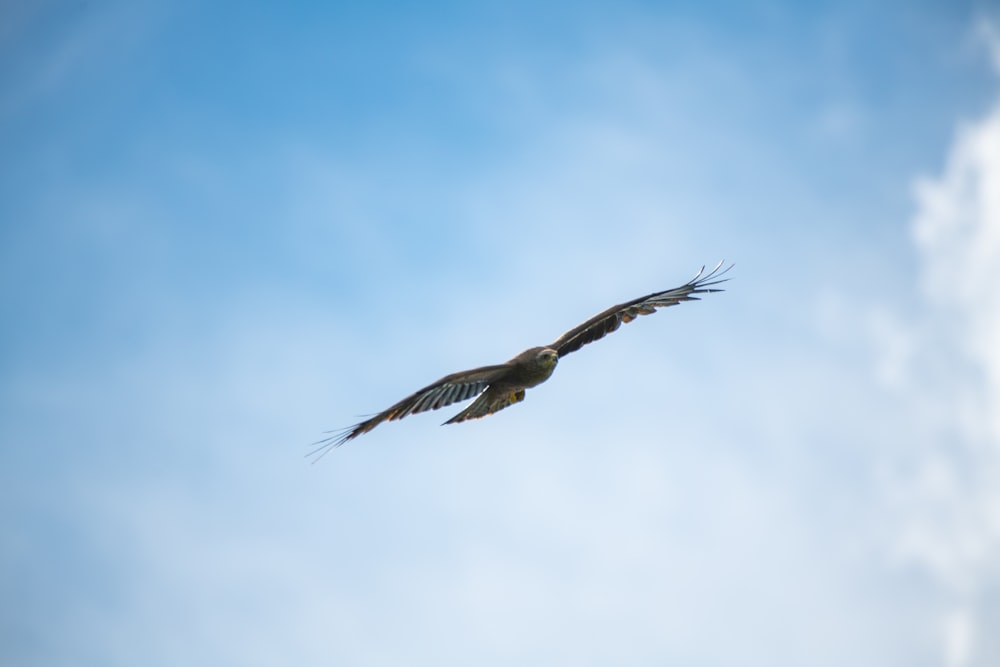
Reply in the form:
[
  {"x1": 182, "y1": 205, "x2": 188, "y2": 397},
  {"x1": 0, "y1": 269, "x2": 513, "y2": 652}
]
[{"x1": 310, "y1": 261, "x2": 731, "y2": 459}]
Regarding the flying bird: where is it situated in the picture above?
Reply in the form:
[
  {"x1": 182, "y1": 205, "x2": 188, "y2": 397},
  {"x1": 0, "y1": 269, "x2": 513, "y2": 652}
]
[{"x1": 311, "y1": 261, "x2": 731, "y2": 459}]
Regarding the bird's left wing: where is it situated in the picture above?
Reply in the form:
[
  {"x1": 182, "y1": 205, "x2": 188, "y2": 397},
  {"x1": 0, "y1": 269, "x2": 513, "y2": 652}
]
[
  {"x1": 548, "y1": 261, "x2": 732, "y2": 358},
  {"x1": 308, "y1": 363, "x2": 512, "y2": 460}
]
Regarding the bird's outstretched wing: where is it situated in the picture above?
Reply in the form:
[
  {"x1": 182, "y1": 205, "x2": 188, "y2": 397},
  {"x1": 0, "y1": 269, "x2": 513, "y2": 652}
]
[
  {"x1": 548, "y1": 261, "x2": 732, "y2": 357},
  {"x1": 308, "y1": 363, "x2": 512, "y2": 461}
]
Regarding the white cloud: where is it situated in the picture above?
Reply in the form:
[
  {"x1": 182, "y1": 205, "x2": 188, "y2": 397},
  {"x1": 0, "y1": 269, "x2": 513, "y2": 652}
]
[
  {"x1": 977, "y1": 18, "x2": 1000, "y2": 75},
  {"x1": 885, "y1": 28, "x2": 1000, "y2": 667}
]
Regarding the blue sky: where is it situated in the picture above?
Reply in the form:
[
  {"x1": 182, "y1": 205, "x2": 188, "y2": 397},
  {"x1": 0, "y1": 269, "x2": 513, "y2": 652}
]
[{"x1": 3, "y1": 1, "x2": 1000, "y2": 665}]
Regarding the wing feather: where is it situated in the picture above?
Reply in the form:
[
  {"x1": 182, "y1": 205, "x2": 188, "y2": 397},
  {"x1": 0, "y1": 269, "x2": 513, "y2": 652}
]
[
  {"x1": 549, "y1": 261, "x2": 732, "y2": 357},
  {"x1": 308, "y1": 363, "x2": 511, "y2": 461},
  {"x1": 443, "y1": 387, "x2": 526, "y2": 424}
]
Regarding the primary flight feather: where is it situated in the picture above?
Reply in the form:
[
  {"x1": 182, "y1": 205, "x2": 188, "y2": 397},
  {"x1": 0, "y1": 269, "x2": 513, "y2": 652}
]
[{"x1": 311, "y1": 261, "x2": 731, "y2": 459}]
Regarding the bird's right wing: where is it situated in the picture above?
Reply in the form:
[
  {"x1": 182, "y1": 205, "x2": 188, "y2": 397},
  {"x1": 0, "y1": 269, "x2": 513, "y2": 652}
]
[
  {"x1": 309, "y1": 363, "x2": 511, "y2": 460},
  {"x1": 548, "y1": 261, "x2": 731, "y2": 358}
]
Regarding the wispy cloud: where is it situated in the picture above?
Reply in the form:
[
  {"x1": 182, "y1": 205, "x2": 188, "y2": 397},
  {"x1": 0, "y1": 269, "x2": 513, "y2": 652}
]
[{"x1": 881, "y1": 27, "x2": 1000, "y2": 665}]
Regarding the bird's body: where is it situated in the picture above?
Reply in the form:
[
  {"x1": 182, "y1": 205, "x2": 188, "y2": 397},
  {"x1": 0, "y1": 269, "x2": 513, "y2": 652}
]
[
  {"x1": 494, "y1": 347, "x2": 560, "y2": 390},
  {"x1": 444, "y1": 347, "x2": 558, "y2": 424},
  {"x1": 311, "y1": 262, "x2": 730, "y2": 459}
]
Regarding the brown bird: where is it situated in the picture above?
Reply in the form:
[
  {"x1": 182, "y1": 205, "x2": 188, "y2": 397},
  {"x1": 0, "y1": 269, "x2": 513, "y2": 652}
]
[{"x1": 311, "y1": 261, "x2": 731, "y2": 459}]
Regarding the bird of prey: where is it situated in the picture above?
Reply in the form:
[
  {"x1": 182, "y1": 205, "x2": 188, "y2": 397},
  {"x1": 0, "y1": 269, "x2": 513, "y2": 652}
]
[{"x1": 310, "y1": 261, "x2": 731, "y2": 459}]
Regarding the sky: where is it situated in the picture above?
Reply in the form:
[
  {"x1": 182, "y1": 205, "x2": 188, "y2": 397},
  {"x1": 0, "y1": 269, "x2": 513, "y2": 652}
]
[{"x1": 2, "y1": 1, "x2": 1000, "y2": 665}]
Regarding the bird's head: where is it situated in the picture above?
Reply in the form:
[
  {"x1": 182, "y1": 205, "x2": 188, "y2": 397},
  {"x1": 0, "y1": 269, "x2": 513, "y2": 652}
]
[{"x1": 538, "y1": 347, "x2": 559, "y2": 370}]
